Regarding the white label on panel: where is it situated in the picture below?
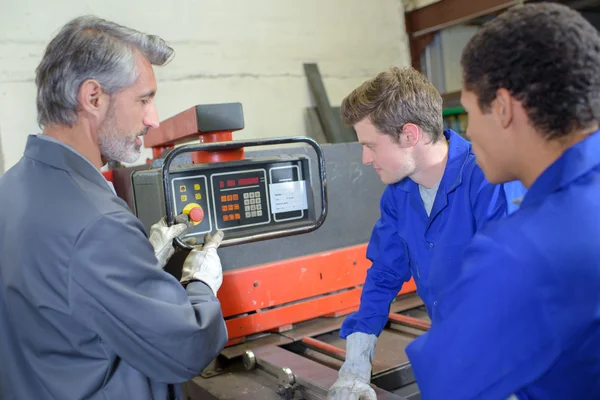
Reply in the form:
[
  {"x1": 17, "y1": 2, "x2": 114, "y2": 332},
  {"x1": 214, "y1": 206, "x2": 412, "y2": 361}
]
[{"x1": 269, "y1": 181, "x2": 308, "y2": 213}]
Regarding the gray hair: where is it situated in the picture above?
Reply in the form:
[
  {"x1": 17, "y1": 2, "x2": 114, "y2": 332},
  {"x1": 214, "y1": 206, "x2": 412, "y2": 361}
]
[{"x1": 35, "y1": 15, "x2": 174, "y2": 127}]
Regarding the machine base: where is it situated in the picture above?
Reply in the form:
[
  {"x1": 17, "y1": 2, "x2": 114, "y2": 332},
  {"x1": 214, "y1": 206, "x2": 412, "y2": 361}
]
[{"x1": 183, "y1": 294, "x2": 428, "y2": 400}]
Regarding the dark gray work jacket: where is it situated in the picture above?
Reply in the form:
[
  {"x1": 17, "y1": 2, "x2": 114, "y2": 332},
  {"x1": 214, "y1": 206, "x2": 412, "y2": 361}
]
[{"x1": 0, "y1": 135, "x2": 227, "y2": 400}]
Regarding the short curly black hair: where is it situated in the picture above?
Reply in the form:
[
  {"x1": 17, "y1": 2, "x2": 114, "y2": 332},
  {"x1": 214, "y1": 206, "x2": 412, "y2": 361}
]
[{"x1": 461, "y1": 3, "x2": 600, "y2": 140}]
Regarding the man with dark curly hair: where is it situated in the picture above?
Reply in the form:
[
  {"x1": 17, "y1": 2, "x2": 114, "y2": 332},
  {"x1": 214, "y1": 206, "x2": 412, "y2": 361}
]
[{"x1": 406, "y1": 3, "x2": 600, "y2": 399}]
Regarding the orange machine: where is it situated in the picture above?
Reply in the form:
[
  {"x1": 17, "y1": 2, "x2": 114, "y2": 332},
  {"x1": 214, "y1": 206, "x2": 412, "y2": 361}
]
[
  {"x1": 106, "y1": 103, "x2": 429, "y2": 399},
  {"x1": 142, "y1": 102, "x2": 245, "y2": 164}
]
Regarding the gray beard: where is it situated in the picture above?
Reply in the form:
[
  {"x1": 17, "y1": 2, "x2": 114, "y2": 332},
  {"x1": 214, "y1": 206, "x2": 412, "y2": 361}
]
[{"x1": 97, "y1": 121, "x2": 146, "y2": 164}]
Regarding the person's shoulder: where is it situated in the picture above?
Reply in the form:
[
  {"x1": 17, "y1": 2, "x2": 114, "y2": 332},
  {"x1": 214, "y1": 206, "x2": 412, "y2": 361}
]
[
  {"x1": 79, "y1": 208, "x2": 147, "y2": 239},
  {"x1": 461, "y1": 154, "x2": 527, "y2": 197},
  {"x1": 37, "y1": 163, "x2": 140, "y2": 236},
  {"x1": 466, "y1": 200, "x2": 600, "y2": 316},
  {"x1": 0, "y1": 160, "x2": 144, "y2": 250},
  {"x1": 472, "y1": 189, "x2": 593, "y2": 270},
  {"x1": 65, "y1": 170, "x2": 133, "y2": 219},
  {"x1": 461, "y1": 220, "x2": 544, "y2": 291}
]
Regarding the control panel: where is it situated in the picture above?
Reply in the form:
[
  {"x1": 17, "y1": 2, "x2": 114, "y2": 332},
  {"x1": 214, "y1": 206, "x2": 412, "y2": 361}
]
[
  {"x1": 171, "y1": 175, "x2": 212, "y2": 234},
  {"x1": 211, "y1": 169, "x2": 270, "y2": 230},
  {"x1": 132, "y1": 157, "x2": 315, "y2": 242}
]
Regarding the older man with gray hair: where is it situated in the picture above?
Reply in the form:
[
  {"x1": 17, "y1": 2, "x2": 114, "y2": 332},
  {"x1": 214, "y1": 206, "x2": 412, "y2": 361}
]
[{"x1": 0, "y1": 16, "x2": 227, "y2": 400}]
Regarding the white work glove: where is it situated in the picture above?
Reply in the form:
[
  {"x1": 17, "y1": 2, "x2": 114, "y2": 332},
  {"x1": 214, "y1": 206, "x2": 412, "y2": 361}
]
[
  {"x1": 180, "y1": 230, "x2": 225, "y2": 295},
  {"x1": 149, "y1": 217, "x2": 191, "y2": 269},
  {"x1": 327, "y1": 332, "x2": 378, "y2": 400}
]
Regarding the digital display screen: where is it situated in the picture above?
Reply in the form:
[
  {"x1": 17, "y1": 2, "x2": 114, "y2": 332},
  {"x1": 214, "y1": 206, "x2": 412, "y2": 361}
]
[
  {"x1": 238, "y1": 177, "x2": 259, "y2": 186},
  {"x1": 227, "y1": 180, "x2": 236, "y2": 187}
]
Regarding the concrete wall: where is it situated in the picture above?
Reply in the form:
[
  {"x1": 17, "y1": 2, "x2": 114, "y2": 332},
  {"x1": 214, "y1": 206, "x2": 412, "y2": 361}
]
[
  {"x1": 0, "y1": 125, "x2": 4, "y2": 176},
  {"x1": 0, "y1": 0, "x2": 411, "y2": 170}
]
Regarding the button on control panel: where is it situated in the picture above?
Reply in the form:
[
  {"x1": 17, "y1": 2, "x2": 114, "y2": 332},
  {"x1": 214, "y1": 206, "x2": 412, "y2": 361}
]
[{"x1": 212, "y1": 169, "x2": 270, "y2": 230}]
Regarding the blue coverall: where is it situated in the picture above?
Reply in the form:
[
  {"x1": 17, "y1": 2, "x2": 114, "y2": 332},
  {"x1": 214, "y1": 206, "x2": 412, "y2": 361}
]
[
  {"x1": 341, "y1": 130, "x2": 526, "y2": 338},
  {"x1": 406, "y1": 130, "x2": 600, "y2": 399},
  {"x1": 0, "y1": 135, "x2": 228, "y2": 400}
]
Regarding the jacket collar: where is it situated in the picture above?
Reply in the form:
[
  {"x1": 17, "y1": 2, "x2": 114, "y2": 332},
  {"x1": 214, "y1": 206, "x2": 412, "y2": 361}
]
[
  {"x1": 395, "y1": 130, "x2": 472, "y2": 194},
  {"x1": 23, "y1": 134, "x2": 113, "y2": 195},
  {"x1": 522, "y1": 129, "x2": 600, "y2": 208}
]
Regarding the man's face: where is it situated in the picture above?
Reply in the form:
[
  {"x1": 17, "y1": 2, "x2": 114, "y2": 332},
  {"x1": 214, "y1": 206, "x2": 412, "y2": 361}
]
[
  {"x1": 461, "y1": 89, "x2": 514, "y2": 184},
  {"x1": 355, "y1": 118, "x2": 416, "y2": 184},
  {"x1": 97, "y1": 53, "x2": 160, "y2": 164}
]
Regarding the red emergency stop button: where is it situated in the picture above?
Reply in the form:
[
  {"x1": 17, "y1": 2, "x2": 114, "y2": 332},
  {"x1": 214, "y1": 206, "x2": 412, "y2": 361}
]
[
  {"x1": 189, "y1": 206, "x2": 204, "y2": 223},
  {"x1": 182, "y1": 203, "x2": 204, "y2": 225}
]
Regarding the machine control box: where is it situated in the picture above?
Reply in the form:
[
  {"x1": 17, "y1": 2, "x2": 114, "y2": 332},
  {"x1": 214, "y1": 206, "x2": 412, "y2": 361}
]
[{"x1": 131, "y1": 157, "x2": 314, "y2": 241}]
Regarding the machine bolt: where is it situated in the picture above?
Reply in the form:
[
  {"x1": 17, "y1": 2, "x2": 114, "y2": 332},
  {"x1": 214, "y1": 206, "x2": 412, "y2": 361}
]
[
  {"x1": 243, "y1": 350, "x2": 256, "y2": 371},
  {"x1": 280, "y1": 367, "x2": 295, "y2": 385}
]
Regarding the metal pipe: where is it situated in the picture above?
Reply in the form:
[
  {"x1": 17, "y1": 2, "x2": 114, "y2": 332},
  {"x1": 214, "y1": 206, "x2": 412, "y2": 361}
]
[
  {"x1": 387, "y1": 314, "x2": 431, "y2": 331},
  {"x1": 301, "y1": 337, "x2": 346, "y2": 362}
]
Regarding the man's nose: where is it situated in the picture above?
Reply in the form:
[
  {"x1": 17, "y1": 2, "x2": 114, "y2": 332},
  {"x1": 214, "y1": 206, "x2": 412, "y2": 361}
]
[
  {"x1": 362, "y1": 147, "x2": 374, "y2": 165},
  {"x1": 144, "y1": 103, "x2": 160, "y2": 129}
]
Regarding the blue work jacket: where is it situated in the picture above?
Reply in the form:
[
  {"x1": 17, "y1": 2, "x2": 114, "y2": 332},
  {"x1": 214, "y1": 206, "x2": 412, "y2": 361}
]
[
  {"x1": 341, "y1": 130, "x2": 526, "y2": 338},
  {"x1": 406, "y1": 129, "x2": 600, "y2": 399},
  {"x1": 0, "y1": 135, "x2": 228, "y2": 400}
]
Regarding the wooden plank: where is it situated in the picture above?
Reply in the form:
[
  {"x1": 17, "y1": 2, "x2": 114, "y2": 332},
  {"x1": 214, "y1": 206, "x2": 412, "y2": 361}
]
[
  {"x1": 315, "y1": 106, "x2": 357, "y2": 142},
  {"x1": 305, "y1": 107, "x2": 329, "y2": 145},
  {"x1": 406, "y1": 0, "x2": 518, "y2": 37},
  {"x1": 304, "y1": 63, "x2": 345, "y2": 143}
]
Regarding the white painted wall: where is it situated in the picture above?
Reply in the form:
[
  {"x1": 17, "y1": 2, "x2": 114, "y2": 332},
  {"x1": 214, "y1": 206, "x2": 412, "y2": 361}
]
[{"x1": 0, "y1": 0, "x2": 410, "y2": 170}]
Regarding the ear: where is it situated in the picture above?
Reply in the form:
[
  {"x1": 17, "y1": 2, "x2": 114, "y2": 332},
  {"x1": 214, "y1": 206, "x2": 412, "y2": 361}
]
[
  {"x1": 78, "y1": 79, "x2": 109, "y2": 119},
  {"x1": 492, "y1": 88, "x2": 513, "y2": 129},
  {"x1": 400, "y1": 123, "x2": 420, "y2": 148}
]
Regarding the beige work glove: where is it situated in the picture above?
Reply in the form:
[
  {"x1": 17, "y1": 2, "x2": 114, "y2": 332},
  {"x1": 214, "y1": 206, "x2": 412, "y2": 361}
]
[
  {"x1": 180, "y1": 230, "x2": 225, "y2": 295},
  {"x1": 327, "y1": 332, "x2": 378, "y2": 400},
  {"x1": 149, "y1": 217, "x2": 191, "y2": 269}
]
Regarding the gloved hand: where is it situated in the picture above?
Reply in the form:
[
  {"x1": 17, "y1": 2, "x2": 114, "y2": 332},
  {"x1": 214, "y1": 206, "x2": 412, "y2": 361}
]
[
  {"x1": 180, "y1": 230, "x2": 225, "y2": 295},
  {"x1": 327, "y1": 332, "x2": 378, "y2": 400},
  {"x1": 149, "y1": 217, "x2": 191, "y2": 268}
]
